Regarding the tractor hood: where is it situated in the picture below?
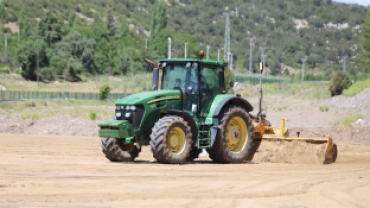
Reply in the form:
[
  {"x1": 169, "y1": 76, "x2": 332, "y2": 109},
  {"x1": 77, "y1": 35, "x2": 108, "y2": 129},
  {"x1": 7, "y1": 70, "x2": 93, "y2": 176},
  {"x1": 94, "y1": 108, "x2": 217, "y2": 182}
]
[{"x1": 115, "y1": 90, "x2": 181, "y2": 106}]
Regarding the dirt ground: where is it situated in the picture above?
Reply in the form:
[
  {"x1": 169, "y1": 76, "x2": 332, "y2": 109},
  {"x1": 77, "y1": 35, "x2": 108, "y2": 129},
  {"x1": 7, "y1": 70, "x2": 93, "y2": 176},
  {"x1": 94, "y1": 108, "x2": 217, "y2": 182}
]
[{"x1": 1, "y1": 134, "x2": 370, "y2": 208}]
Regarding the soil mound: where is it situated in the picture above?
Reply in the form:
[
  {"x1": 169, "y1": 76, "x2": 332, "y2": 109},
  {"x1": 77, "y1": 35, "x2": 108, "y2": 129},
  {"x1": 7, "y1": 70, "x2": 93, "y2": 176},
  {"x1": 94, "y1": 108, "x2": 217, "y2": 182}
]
[{"x1": 250, "y1": 140, "x2": 327, "y2": 164}]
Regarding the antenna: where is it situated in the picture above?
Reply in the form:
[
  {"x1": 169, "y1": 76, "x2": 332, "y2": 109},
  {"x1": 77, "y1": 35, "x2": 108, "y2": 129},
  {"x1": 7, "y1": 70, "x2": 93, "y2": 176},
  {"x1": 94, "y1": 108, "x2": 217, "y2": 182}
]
[{"x1": 223, "y1": 12, "x2": 234, "y2": 61}]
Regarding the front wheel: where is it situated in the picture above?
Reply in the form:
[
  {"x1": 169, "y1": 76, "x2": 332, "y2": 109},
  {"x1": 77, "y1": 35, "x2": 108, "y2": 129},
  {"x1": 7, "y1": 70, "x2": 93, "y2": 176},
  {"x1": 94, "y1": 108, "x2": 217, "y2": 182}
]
[
  {"x1": 150, "y1": 115, "x2": 193, "y2": 164},
  {"x1": 208, "y1": 106, "x2": 254, "y2": 163},
  {"x1": 101, "y1": 137, "x2": 141, "y2": 162}
]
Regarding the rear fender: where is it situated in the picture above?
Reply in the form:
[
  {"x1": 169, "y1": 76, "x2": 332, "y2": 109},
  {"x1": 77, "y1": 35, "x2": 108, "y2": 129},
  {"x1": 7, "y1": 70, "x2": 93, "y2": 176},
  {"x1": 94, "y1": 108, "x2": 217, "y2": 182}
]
[{"x1": 209, "y1": 96, "x2": 254, "y2": 147}]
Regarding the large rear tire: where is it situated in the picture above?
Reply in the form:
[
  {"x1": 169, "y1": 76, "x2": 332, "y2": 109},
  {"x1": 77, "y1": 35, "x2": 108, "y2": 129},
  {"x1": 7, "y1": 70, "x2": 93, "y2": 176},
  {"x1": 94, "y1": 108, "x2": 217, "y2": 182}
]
[
  {"x1": 207, "y1": 106, "x2": 254, "y2": 163},
  {"x1": 101, "y1": 137, "x2": 141, "y2": 162},
  {"x1": 150, "y1": 115, "x2": 193, "y2": 164}
]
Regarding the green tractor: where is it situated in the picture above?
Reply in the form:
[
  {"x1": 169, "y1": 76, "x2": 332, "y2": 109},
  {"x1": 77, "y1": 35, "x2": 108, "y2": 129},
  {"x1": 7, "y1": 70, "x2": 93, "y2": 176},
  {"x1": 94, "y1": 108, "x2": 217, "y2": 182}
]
[{"x1": 98, "y1": 54, "x2": 254, "y2": 164}]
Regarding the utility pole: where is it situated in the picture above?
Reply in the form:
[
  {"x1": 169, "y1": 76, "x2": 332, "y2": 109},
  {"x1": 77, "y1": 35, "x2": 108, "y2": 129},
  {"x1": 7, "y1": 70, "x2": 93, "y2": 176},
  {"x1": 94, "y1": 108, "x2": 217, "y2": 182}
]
[
  {"x1": 343, "y1": 56, "x2": 348, "y2": 72},
  {"x1": 168, "y1": 37, "x2": 171, "y2": 59},
  {"x1": 37, "y1": 28, "x2": 39, "y2": 91},
  {"x1": 206, "y1": 45, "x2": 210, "y2": 60},
  {"x1": 259, "y1": 47, "x2": 265, "y2": 63},
  {"x1": 300, "y1": 58, "x2": 306, "y2": 82},
  {"x1": 223, "y1": 12, "x2": 234, "y2": 61},
  {"x1": 263, "y1": 55, "x2": 267, "y2": 74},
  {"x1": 218, "y1": 49, "x2": 220, "y2": 62},
  {"x1": 4, "y1": 34, "x2": 7, "y2": 67},
  {"x1": 185, "y1": 43, "x2": 187, "y2": 59},
  {"x1": 247, "y1": 37, "x2": 254, "y2": 74},
  {"x1": 229, "y1": 52, "x2": 233, "y2": 70}
]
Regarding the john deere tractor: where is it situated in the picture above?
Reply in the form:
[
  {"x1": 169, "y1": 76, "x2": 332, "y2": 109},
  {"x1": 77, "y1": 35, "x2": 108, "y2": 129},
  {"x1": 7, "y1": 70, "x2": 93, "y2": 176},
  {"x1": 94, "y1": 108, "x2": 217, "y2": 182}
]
[{"x1": 98, "y1": 54, "x2": 255, "y2": 164}]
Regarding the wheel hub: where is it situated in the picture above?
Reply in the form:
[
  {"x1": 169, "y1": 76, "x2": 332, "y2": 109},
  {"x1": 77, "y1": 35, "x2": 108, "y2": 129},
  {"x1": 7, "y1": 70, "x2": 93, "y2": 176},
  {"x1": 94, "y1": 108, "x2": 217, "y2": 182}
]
[
  {"x1": 226, "y1": 117, "x2": 248, "y2": 153},
  {"x1": 167, "y1": 127, "x2": 186, "y2": 155}
]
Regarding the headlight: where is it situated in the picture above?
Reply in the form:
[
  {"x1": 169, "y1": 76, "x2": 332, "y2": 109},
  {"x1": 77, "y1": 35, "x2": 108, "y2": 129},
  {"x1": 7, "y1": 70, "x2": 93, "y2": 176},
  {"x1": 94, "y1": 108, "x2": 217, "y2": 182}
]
[
  {"x1": 116, "y1": 112, "x2": 121, "y2": 117},
  {"x1": 125, "y1": 112, "x2": 132, "y2": 118},
  {"x1": 116, "y1": 106, "x2": 121, "y2": 110},
  {"x1": 127, "y1": 106, "x2": 136, "y2": 111}
]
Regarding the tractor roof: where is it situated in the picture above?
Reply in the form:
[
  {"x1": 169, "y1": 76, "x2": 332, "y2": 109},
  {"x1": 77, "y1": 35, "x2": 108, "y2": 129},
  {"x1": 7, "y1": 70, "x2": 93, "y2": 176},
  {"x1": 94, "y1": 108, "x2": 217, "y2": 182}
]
[{"x1": 159, "y1": 58, "x2": 228, "y2": 67}]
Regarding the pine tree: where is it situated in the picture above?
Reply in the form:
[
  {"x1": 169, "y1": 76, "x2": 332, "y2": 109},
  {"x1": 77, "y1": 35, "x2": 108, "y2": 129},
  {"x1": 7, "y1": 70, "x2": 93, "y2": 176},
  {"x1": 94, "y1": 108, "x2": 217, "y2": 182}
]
[
  {"x1": 107, "y1": 10, "x2": 116, "y2": 37},
  {"x1": 154, "y1": 2, "x2": 167, "y2": 35},
  {"x1": 360, "y1": 8, "x2": 370, "y2": 64},
  {"x1": 39, "y1": 11, "x2": 63, "y2": 48},
  {"x1": 150, "y1": 9, "x2": 157, "y2": 39},
  {"x1": 68, "y1": 11, "x2": 76, "y2": 28},
  {"x1": 18, "y1": 7, "x2": 29, "y2": 44},
  {"x1": 0, "y1": 2, "x2": 6, "y2": 24}
]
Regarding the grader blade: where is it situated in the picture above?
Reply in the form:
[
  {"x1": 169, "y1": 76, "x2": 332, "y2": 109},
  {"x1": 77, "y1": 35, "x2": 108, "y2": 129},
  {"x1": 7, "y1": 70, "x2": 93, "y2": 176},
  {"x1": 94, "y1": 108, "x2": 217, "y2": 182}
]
[{"x1": 249, "y1": 119, "x2": 338, "y2": 164}]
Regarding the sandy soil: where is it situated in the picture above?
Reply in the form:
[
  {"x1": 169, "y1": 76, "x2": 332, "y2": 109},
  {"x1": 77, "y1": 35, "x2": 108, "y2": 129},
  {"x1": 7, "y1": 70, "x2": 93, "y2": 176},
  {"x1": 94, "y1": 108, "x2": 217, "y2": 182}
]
[{"x1": 1, "y1": 134, "x2": 370, "y2": 208}]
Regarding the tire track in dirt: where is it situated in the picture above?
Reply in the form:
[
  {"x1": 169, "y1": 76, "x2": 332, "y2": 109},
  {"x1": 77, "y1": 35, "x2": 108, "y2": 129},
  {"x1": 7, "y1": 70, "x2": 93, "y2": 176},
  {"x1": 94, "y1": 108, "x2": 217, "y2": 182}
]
[{"x1": 1, "y1": 134, "x2": 370, "y2": 208}]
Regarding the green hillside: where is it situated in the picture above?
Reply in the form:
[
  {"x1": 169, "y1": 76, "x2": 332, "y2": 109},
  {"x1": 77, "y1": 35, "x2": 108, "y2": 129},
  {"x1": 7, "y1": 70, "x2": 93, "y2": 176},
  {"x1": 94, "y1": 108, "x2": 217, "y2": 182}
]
[{"x1": 0, "y1": 0, "x2": 368, "y2": 81}]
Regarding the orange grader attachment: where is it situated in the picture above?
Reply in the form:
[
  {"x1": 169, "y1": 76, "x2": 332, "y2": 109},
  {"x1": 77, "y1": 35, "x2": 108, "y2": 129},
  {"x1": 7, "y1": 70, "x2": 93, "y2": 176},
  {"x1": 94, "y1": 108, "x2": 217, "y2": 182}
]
[{"x1": 250, "y1": 118, "x2": 337, "y2": 164}]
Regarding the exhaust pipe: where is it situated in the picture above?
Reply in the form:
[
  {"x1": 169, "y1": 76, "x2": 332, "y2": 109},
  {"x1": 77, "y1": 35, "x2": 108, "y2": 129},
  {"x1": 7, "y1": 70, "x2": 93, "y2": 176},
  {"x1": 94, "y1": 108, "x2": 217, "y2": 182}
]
[{"x1": 145, "y1": 58, "x2": 159, "y2": 91}]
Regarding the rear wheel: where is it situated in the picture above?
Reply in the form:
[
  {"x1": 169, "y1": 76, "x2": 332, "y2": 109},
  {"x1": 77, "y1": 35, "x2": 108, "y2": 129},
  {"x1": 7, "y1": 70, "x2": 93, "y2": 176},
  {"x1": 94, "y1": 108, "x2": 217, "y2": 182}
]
[
  {"x1": 208, "y1": 106, "x2": 254, "y2": 163},
  {"x1": 101, "y1": 137, "x2": 140, "y2": 162},
  {"x1": 150, "y1": 115, "x2": 193, "y2": 164}
]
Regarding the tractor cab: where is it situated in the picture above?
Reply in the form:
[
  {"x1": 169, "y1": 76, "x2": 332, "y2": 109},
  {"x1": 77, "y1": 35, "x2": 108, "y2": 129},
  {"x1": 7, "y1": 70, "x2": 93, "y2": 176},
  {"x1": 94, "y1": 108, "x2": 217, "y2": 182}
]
[{"x1": 158, "y1": 58, "x2": 227, "y2": 116}]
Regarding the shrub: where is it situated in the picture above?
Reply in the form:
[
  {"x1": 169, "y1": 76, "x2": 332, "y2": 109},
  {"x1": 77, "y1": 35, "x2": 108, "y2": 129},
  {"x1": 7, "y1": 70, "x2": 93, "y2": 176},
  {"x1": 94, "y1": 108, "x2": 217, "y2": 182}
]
[
  {"x1": 242, "y1": 89, "x2": 249, "y2": 96},
  {"x1": 39, "y1": 67, "x2": 56, "y2": 81},
  {"x1": 15, "y1": 69, "x2": 22, "y2": 74},
  {"x1": 328, "y1": 71, "x2": 352, "y2": 96},
  {"x1": 0, "y1": 67, "x2": 10, "y2": 74},
  {"x1": 99, "y1": 85, "x2": 111, "y2": 100},
  {"x1": 89, "y1": 112, "x2": 97, "y2": 120}
]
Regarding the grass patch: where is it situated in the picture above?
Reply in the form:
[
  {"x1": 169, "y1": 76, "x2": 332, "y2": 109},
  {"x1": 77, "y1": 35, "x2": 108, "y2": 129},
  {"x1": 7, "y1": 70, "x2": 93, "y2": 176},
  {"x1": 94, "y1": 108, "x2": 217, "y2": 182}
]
[
  {"x1": 343, "y1": 79, "x2": 370, "y2": 97},
  {"x1": 341, "y1": 113, "x2": 365, "y2": 127},
  {"x1": 260, "y1": 83, "x2": 331, "y2": 99}
]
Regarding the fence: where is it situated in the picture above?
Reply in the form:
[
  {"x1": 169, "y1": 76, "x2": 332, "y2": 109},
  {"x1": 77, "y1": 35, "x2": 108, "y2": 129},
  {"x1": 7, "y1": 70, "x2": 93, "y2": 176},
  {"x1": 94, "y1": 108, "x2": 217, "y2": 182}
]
[
  {"x1": 235, "y1": 75, "x2": 329, "y2": 85},
  {"x1": 0, "y1": 91, "x2": 129, "y2": 101},
  {"x1": 235, "y1": 75, "x2": 289, "y2": 84}
]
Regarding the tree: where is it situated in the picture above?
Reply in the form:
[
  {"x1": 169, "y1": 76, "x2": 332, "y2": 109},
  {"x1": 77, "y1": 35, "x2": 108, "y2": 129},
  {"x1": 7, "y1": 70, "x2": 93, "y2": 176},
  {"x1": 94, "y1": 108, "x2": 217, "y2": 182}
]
[
  {"x1": 18, "y1": 7, "x2": 29, "y2": 44},
  {"x1": 16, "y1": 40, "x2": 48, "y2": 80},
  {"x1": 113, "y1": 55, "x2": 131, "y2": 75},
  {"x1": 151, "y1": 29, "x2": 174, "y2": 57},
  {"x1": 328, "y1": 70, "x2": 351, "y2": 96},
  {"x1": 0, "y1": 2, "x2": 6, "y2": 24},
  {"x1": 52, "y1": 31, "x2": 96, "y2": 78},
  {"x1": 39, "y1": 11, "x2": 63, "y2": 47},
  {"x1": 359, "y1": 7, "x2": 370, "y2": 64},
  {"x1": 151, "y1": 1, "x2": 167, "y2": 39},
  {"x1": 150, "y1": 9, "x2": 158, "y2": 39},
  {"x1": 107, "y1": 10, "x2": 116, "y2": 37},
  {"x1": 68, "y1": 11, "x2": 76, "y2": 28}
]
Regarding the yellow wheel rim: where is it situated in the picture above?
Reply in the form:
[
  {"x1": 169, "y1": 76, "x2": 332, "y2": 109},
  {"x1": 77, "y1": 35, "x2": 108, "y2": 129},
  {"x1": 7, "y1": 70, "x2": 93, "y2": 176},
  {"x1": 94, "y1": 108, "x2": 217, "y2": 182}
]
[
  {"x1": 226, "y1": 117, "x2": 248, "y2": 153},
  {"x1": 167, "y1": 127, "x2": 186, "y2": 155},
  {"x1": 118, "y1": 142, "x2": 136, "y2": 153}
]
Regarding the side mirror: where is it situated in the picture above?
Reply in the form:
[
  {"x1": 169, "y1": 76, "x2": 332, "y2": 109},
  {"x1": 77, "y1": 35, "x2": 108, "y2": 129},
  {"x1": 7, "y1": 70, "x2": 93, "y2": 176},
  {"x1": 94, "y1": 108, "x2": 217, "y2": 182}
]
[{"x1": 145, "y1": 63, "x2": 150, "y2": 73}]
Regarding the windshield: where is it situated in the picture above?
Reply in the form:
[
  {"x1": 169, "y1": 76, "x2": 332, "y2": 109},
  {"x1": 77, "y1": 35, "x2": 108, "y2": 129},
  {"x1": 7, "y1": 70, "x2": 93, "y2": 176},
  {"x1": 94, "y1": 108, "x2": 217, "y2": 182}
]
[{"x1": 161, "y1": 64, "x2": 197, "y2": 90}]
